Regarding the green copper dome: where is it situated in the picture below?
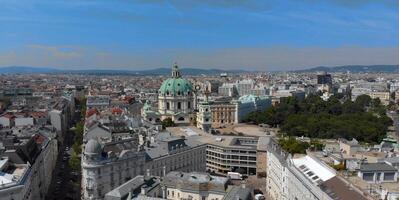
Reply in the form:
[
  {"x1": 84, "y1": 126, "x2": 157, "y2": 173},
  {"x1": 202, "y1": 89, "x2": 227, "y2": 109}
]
[
  {"x1": 159, "y1": 77, "x2": 193, "y2": 96},
  {"x1": 159, "y1": 63, "x2": 193, "y2": 96}
]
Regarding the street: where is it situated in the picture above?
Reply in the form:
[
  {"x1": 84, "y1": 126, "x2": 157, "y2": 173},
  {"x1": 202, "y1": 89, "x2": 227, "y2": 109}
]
[
  {"x1": 46, "y1": 108, "x2": 83, "y2": 200},
  {"x1": 386, "y1": 111, "x2": 399, "y2": 140},
  {"x1": 45, "y1": 129, "x2": 81, "y2": 200}
]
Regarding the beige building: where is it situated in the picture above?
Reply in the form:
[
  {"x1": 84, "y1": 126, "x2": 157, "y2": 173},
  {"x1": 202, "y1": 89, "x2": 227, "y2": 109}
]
[
  {"x1": 211, "y1": 103, "x2": 237, "y2": 127},
  {"x1": 168, "y1": 127, "x2": 270, "y2": 176}
]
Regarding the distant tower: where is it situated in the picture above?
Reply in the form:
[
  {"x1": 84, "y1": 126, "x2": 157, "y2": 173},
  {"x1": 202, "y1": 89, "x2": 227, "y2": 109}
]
[{"x1": 196, "y1": 89, "x2": 212, "y2": 133}]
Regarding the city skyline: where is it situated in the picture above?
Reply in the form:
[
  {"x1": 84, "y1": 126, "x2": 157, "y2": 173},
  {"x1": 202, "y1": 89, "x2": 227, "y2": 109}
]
[{"x1": 1, "y1": 0, "x2": 399, "y2": 70}]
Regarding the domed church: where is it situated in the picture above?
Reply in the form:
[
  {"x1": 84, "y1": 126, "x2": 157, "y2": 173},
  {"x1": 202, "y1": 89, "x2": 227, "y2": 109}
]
[{"x1": 142, "y1": 63, "x2": 195, "y2": 125}]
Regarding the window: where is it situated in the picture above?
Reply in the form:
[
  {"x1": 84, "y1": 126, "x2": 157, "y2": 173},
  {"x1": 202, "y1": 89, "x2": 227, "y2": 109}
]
[
  {"x1": 384, "y1": 173, "x2": 395, "y2": 181},
  {"x1": 363, "y1": 173, "x2": 374, "y2": 181},
  {"x1": 178, "y1": 102, "x2": 182, "y2": 109},
  {"x1": 166, "y1": 102, "x2": 170, "y2": 110},
  {"x1": 188, "y1": 102, "x2": 191, "y2": 109}
]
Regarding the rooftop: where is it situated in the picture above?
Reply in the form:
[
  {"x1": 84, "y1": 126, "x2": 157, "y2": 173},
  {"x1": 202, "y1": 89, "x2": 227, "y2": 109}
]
[
  {"x1": 167, "y1": 126, "x2": 261, "y2": 150},
  {"x1": 359, "y1": 163, "x2": 398, "y2": 172},
  {"x1": 292, "y1": 155, "x2": 336, "y2": 184},
  {"x1": 163, "y1": 171, "x2": 229, "y2": 193},
  {"x1": 320, "y1": 177, "x2": 369, "y2": 200}
]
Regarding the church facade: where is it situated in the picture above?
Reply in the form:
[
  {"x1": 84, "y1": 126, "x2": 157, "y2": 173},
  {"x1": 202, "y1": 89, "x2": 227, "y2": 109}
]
[{"x1": 142, "y1": 64, "x2": 195, "y2": 125}]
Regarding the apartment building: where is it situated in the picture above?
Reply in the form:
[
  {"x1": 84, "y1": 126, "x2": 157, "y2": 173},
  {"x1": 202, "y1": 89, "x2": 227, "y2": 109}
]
[
  {"x1": 81, "y1": 128, "x2": 207, "y2": 200},
  {"x1": 168, "y1": 127, "x2": 270, "y2": 176},
  {"x1": 266, "y1": 138, "x2": 369, "y2": 200}
]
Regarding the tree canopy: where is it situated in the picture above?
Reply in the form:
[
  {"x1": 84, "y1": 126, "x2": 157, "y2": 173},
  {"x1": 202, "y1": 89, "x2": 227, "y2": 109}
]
[
  {"x1": 243, "y1": 94, "x2": 392, "y2": 143},
  {"x1": 161, "y1": 118, "x2": 176, "y2": 128}
]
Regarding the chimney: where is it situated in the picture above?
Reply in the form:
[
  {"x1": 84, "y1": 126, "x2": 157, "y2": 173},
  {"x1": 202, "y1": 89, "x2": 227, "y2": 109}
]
[
  {"x1": 141, "y1": 187, "x2": 146, "y2": 195},
  {"x1": 241, "y1": 181, "x2": 246, "y2": 189},
  {"x1": 146, "y1": 169, "x2": 151, "y2": 177},
  {"x1": 162, "y1": 185, "x2": 166, "y2": 199}
]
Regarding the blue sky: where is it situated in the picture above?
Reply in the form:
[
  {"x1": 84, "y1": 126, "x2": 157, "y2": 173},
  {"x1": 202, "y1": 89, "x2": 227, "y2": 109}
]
[{"x1": 0, "y1": 0, "x2": 399, "y2": 71}]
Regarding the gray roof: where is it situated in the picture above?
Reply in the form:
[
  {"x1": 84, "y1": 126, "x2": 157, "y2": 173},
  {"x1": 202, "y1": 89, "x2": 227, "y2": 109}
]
[
  {"x1": 223, "y1": 186, "x2": 252, "y2": 200},
  {"x1": 383, "y1": 157, "x2": 399, "y2": 164},
  {"x1": 144, "y1": 132, "x2": 193, "y2": 160},
  {"x1": 162, "y1": 171, "x2": 229, "y2": 194},
  {"x1": 256, "y1": 136, "x2": 271, "y2": 151},
  {"x1": 85, "y1": 139, "x2": 102, "y2": 155},
  {"x1": 359, "y1": 163, "x2": 398, "y2": 172},
  {"x1": 105, "y1": 176, "x2": 160, "y2": 200}
]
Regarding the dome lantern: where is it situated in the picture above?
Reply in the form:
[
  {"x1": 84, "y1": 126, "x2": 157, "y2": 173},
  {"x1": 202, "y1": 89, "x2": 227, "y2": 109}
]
[{"x1": 172, "y1": 62, "x2": 181, "y2": 78}]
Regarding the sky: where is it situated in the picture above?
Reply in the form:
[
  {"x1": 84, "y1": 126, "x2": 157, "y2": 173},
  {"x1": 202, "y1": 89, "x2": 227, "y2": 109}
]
[{"x1": 0, "y1": 0, "x2": 399, "y2": 71}]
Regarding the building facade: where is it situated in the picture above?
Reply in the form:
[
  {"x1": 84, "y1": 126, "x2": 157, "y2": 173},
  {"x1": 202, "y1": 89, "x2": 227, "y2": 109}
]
[
  {"x1": 81, "y1": 130, "x2": 207, "y2": 200},
  {"x1": 142, "y1": 64, "x2": 195, "y2": 125}
]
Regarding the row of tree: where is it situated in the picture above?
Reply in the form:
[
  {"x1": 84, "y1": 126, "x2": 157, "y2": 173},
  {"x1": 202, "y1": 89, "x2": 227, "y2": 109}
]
[
  {"x1": 244, "y1": 94, "x2": 392, "y2": 144},
  {"x1": 68, "y1": 98, "x2": 86, "y2": 171}
]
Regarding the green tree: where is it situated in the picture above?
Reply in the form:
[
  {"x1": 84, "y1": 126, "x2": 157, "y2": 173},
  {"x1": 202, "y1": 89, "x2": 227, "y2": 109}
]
[
  {"x1": 69, "y1": 152, "x2": 81, "y2": 171},
  {"x1": 355, "y1": 94, "x2": 372, "y2": 108},
  {"x1": 243, "y1": 93, "x2": 391, "y2": 144},
  {"x1": 278, "y1": 137, "x2": 310, "y2": 155},
  {"x1": 161, "y1": 118, "x2": 176, "y2": 128},
  {"x1": 310, "y1": 139, "x2": 325, "y2": 151},
  {"x1": 72, "y1": 142, "x2": 82, "y2": 155}
]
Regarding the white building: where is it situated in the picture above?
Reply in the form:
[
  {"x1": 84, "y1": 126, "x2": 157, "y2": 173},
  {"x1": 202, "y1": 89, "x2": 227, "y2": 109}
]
[
  {"x1": 235, "y1": 95, "x2": 271, "y2": 123},
  {"x1": 0, "y1": 128, "x2": 58, "y2": 200},
  {"x1": 218, "y1": 83, "x2": 237, "y2": 97},
  {"x1": 266, "y1": 138, "x2": 369, "y2": 200},
  {"x1": 14, "y1": 117, "x2": 34, "y2": 127},
  {"x1": 81, "y1": 128, "x2": 206, "y2": 200},
  {"x1": 87, "y1": 95, "x2": 111, "y2": 110}
]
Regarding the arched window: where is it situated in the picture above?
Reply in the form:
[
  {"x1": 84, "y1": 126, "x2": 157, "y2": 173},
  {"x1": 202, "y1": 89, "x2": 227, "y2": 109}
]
[
  {"x1": 166, "y1": 102, "x2": 170, "y2": 110},
  {"x1": 178, "y1": 117, "x2": 185, "y2": 121},
  {"x1": 177, "y1": 102, "x2": 181, "y2": 109},
  {"x1": 188, "y1": 102, "x2": 191, "y2": 109}
]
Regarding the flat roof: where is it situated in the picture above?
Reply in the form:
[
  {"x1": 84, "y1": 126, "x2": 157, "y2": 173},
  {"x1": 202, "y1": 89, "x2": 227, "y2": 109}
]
[
  {"x1": 168, "y1": 126, "x2": 259, "y2": 150},
  {"x1": 292, "y1": 155, "x2": 335, "y2": 183}
]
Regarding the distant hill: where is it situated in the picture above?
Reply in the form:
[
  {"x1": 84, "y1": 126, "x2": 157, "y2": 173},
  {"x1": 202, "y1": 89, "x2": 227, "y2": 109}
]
[
  {"x1": 0, "y1": 66, "x2": 246, "y2": 75},
  {"x1": 295, "y1": 65, "x2": 399, "y2": 73},
  {"x1": 0, "y1": 66, "x2": 60, "y2": 74}
]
